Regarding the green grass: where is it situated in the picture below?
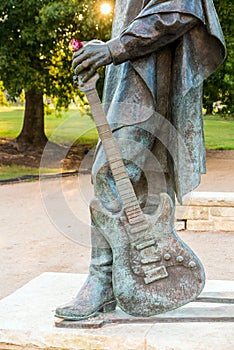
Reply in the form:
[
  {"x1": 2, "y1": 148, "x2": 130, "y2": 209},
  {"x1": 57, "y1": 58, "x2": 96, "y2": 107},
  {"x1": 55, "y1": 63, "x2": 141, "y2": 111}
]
[
  {"x1": 0, "y1": 165, "x2": 60, "y2": 181},
  {"x1": 0, "y1": 107, "x2": 98, "y2": 146},
  {"x1": 0, "y1": 108, "x2": 24, "y2": 139},
  {"x1": 0, "y1": 108, "x2": 233, "y2": 180},
  {"x1": 46, "y1": 110, "x2": 98, "y2": 146},
  {"x1": 203, "y1": 115, "x2": 234, "y2": 150},
  {"x1": 0, "y1": 107, "x2": 98, "y2": 180},
  {"x1": 1, "y1": 108, "x2": 233, "y2": 149}
]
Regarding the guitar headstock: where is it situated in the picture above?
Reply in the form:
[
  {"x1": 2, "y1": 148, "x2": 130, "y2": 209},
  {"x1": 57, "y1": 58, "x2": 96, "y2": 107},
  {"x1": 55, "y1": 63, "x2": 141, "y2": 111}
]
[{"x1": 74, "y1": 72, "x2": 99, "y2": 93}]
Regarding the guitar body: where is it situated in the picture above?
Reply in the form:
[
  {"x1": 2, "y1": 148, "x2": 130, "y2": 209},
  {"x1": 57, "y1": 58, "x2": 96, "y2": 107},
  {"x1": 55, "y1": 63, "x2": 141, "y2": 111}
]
[{"x1": 91, "y1": 193, "x2": 205, "y2": 317}]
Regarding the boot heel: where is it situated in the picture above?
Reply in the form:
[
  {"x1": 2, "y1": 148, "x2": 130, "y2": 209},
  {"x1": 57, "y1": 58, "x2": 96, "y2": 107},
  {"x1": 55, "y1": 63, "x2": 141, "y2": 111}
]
[{"x1": 102, "y1": 301, "x2": 116, "y2": 313}]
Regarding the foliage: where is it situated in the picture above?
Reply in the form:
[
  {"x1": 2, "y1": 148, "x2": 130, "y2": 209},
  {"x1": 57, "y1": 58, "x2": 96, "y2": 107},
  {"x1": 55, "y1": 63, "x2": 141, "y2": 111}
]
[
  {"x1": 203, "y1": 0, "x2": 234, "y2": 116},
  {"x1": 0, "y1": 81, "x2": 8, "y2": 106},
  {"x1": 0, "y1": 0, "x2": 113, "y2": 108},
  {"x1": 0, "y1": 1, "x2": 232, "y2": 116}
]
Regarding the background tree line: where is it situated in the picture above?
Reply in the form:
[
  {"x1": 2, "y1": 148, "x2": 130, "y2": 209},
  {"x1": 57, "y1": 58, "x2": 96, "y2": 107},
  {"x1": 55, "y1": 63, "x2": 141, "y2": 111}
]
[
  {"x1": 203, "y1": 0, "x2": 234, "y2": 115},
  {"x1": 0, "y1": 0, "x2": 233, "y2": 150}
]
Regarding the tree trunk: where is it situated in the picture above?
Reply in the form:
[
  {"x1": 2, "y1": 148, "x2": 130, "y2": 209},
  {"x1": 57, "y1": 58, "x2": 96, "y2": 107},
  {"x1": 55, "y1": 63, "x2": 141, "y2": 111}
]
[
  {"x1": 17, "y1": 90, "x2": 48, "y2": 150},
  {"x1": 204, "y1": 99, "x2": 214, "y2": 115}
]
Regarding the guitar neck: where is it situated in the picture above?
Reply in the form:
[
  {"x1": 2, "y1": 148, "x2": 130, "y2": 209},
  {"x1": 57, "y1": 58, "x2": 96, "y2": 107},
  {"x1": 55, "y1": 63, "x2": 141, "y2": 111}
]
[{"x1": 79, "y1": 76, "x2": 144, "y2": 225}]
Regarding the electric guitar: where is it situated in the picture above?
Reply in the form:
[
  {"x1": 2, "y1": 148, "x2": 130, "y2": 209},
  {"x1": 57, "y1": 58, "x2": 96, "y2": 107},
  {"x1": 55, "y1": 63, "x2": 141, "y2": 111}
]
[{"x1": 78, "y1": 73, "x2": 205, "y2": 317}]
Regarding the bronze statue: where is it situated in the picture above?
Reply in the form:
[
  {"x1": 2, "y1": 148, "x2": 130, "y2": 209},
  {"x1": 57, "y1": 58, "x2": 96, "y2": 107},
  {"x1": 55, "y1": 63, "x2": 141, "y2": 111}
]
[{"x1": 55, "y1": 0, "x2": 226, "y2": 320}]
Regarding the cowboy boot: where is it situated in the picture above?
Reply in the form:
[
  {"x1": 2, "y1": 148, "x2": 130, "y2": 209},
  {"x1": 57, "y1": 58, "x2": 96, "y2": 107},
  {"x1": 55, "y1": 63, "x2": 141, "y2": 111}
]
[{"x1": 55, "y1": 221, "x2": 116, "y2": 321}]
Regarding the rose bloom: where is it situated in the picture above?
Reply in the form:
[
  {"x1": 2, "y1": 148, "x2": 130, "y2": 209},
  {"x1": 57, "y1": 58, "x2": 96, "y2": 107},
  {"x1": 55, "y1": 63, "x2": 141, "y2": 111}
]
[{"x1": 70, "y1": 39, "x2": 83, "y2": 52}]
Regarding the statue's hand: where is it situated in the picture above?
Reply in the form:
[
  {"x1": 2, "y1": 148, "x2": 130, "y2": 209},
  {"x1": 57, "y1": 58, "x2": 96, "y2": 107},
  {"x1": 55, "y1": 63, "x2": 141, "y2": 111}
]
[{"x1": 72, "y1": 40, "x2": 112, "y2": 83}]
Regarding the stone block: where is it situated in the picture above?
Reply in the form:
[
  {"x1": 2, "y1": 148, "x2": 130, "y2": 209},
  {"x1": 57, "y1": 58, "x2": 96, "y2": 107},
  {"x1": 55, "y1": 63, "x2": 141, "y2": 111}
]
[
  {"x1": 176, "y1": 206, "x2": 209, "y2": 220},
  {"x1": 0, "y1": 273, "x2": 146, "y2": 350},
  {"x1": 182, "y1": 192, "x2": 234, "y2": 207},
  {"x1": 186, "y1": 220, "x2": 215, "y2": 231},
  {"x1": 175, "y1": 192, "x2": 234, "y2": 231},
  {"x1": 146, "y1": 322, "x2": 234, "y2": 350},
  {"x1": 0, "y1": 273, "x2": 234, "y2": 350},
  {"x1": 214, "y1": 220, "x2": 234, "y2": 232},
  {"x1": 175, "y1": 220, "x2": 186, "y2": 231},
  {"x1": 210, "y1": 207, "x2": 234, "y2": 217}
]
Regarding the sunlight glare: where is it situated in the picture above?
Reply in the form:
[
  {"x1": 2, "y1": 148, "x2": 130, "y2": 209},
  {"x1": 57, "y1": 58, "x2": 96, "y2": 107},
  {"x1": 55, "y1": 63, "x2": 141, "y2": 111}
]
[{"x1": 100, "y1": 3, "x2": 112, "y2": 15}]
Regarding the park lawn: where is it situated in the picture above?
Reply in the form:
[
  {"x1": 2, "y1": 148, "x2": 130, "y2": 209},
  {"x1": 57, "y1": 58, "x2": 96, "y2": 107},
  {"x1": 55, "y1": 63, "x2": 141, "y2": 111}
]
[
  {"x1": 0, "y1": 107, "x2": 98, "y2": 146},
  {"x1": 0, "y1": 165, "x2": 61, "y2": 181},
  {"x1": 0, "y1": 108, "x2": 24, "y2": 139},
  {"x1": 0, "y1": 108, "x2": 98, "y2": 180},
  {"x1": 0, "y1": 108, "x2": 233, "y2": 180},
  {"x1": 203, "y1": 115, "x2": 234, "y2": 150},
  {"x1": 0, "y1": 108, "x2": 233, "y2": 148}
]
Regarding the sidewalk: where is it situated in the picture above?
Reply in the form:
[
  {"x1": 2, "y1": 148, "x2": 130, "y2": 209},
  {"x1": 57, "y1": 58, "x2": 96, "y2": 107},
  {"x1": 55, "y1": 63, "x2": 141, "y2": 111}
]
[
  {"x1": 196, "y1": 150, "x2": 234, "y2": 192},
  {"x1": 0, "y1": 151, "x2": 234, "y2": 300}
]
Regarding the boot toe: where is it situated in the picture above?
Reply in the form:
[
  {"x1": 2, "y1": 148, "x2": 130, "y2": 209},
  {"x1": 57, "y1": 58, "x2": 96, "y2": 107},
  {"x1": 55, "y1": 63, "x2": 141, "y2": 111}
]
[
  {"x1": 55, "y1": 299, "x2": 116, "y2": 321},
  {"x1": 55, "y1": 305, "x2": 97, "y2": 320}
]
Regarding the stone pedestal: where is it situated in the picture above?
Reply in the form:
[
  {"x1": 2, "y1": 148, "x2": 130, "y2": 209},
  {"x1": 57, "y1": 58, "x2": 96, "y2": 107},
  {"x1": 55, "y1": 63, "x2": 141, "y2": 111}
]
[
  {"x1": 0, "y1": 272, "x2": 233, "y2": 350},
  {"x1": 176, "y1": 192, "x2": 234, "y2": 231}
]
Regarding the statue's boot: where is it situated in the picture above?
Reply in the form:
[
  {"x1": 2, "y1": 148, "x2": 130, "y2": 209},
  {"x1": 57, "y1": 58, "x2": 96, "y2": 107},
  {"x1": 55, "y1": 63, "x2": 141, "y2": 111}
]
[{"x1": 55, "y1": 223, "x2": 116, "y2": 321}]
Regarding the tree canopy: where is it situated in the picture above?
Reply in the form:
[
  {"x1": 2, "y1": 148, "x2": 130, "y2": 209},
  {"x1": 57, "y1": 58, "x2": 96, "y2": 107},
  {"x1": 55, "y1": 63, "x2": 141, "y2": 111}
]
[
  {"x1": 0, "y1": 0, "x2": 113, "y2": 107},
  {"x1": 0, "y1": 0, "x2": 233, "y2": 126},
  {"x1": 0, "y1": 0, "x2": 113, "y2": 148}
]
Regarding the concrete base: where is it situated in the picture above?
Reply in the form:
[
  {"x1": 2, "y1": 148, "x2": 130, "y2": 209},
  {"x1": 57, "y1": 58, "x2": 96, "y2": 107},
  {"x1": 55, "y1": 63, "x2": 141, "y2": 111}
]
[{"x1": 0, "y1": 273, "x2": 233, "y2": 350}]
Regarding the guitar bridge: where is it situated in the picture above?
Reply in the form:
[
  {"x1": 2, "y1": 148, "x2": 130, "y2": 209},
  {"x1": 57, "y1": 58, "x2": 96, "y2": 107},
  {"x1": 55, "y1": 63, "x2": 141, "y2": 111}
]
[{"x1": 143, "y1": 265, "x2": 168, "y2": 285}]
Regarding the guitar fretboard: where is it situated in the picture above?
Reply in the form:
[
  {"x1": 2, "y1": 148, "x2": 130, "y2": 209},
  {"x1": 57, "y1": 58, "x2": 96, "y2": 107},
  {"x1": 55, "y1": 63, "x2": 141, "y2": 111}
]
[{"x1": 81, "y1": 81, "x2": 147, "y2": 228}]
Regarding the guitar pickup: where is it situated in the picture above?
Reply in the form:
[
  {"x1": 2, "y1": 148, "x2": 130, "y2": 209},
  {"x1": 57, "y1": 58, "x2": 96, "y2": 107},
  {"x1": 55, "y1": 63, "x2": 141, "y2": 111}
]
[
  {"x1": 140, "y1": 245, "x2": 161, "y2": 264},
  {"x1": 141, "y1": 255, "x2": 161, "y2": 264},
  {"x1": 136, "y1": 239, "x2": 156, "y2": 250},
  {"x1": 143, "y1": 265, "x2": 168, "y2": 285}
]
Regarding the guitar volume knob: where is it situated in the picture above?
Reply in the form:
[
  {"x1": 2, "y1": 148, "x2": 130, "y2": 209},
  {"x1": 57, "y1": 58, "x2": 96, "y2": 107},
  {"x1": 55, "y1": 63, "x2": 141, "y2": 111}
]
[
  {"x1": 188, "y1": 261, "x2": 197, "y2": 269},
  {"x1": 176, "y1": 255, "x2": 184, "y2": 263},
  {"x1": 164, "y1": 253, "x2": 171, "y2": 261}
]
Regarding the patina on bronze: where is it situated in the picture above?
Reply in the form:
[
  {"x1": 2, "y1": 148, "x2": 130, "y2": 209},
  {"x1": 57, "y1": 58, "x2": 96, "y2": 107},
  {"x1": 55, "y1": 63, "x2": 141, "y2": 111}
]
[
  {"x1": 71, "y1": 73, "x2": 205, "y2": 318},
  {"x1": 55, "y1": 0, "x2": 226, "y2": 321}
]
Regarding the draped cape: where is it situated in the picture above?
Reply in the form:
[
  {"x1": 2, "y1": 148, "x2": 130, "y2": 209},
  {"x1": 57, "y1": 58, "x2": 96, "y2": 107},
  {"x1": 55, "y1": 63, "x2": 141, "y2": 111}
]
[{"x1": 100, "y1": 0, "x2": 226, "y2": 202}]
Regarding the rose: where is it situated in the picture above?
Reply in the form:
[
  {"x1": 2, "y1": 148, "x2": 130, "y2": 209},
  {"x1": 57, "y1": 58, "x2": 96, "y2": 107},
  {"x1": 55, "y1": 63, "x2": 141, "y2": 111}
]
[{"x1": 70, "y1": 39, "x2": 83, "y2": 52}]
